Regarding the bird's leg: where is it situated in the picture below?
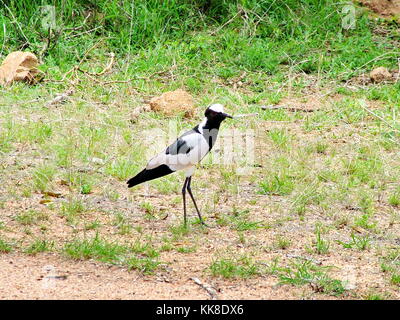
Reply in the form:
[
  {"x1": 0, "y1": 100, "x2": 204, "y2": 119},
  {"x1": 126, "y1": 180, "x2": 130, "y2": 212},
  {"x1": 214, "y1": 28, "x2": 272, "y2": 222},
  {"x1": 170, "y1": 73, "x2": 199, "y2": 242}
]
[
  {"x1": 182, "y1": 177, "x2": 189, "y2": 227},
  {"x1": 186, "y1": 176, "x2": 207, "y2": 226}
]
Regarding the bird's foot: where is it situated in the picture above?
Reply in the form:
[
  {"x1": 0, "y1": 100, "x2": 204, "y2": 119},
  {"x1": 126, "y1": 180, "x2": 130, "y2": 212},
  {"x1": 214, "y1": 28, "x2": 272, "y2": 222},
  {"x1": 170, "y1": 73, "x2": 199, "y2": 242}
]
[{"x1": 199, "y1": 220, "x2": 214, "y2": 228}]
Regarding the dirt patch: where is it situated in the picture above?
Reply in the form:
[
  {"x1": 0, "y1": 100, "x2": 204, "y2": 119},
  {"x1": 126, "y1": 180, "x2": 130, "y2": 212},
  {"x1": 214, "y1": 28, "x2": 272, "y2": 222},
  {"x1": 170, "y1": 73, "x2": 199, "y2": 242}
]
[
  {"x1": 0, "y1": 252, "x2": 319, "y2": 300},
  {"x1": 347, "y1": 67, "x2": 399, "y2": 86},
  {"x1": 1, "y1": 92, "x2": 399, "y2": 300},
  {"x1": 358, "y1": 0, "x2": 400, "y2": 17}
]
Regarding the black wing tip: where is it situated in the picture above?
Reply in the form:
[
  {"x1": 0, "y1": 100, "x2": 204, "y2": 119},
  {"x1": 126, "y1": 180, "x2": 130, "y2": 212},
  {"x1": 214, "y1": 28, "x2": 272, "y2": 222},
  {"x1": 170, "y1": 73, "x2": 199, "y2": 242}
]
[{"x1": 126, "y1": 165, "x2": 174, "y2": 188}]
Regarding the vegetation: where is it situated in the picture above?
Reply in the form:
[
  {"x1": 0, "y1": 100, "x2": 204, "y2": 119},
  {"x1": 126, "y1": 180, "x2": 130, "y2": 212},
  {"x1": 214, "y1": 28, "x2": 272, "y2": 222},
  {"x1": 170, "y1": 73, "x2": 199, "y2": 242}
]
[{"x1": 0, "y1": 0, "x2": 399, "y2": 299}]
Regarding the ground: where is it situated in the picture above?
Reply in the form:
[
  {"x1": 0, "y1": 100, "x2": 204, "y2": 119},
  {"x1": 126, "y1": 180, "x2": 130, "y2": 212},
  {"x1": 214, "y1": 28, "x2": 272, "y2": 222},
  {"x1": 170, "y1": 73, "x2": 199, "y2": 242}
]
[
  {"x1": 1, "y1": 85, "x2": 399, "y2": 299},
  {"x1": 0, "y1": 1, "x2": 400, "y2": 300}
]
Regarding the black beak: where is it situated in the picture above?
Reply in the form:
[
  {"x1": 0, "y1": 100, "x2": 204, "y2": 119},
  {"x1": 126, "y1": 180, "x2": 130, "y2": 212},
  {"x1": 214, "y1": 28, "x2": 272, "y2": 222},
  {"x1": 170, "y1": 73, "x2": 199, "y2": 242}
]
[{"x1": 222, "y1": 113, "x2": 233, "y2": 119}]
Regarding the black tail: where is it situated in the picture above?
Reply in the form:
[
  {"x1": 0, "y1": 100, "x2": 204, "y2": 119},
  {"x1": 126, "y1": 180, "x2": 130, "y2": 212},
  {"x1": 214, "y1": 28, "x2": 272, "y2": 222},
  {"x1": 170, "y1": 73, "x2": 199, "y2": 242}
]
[{"x1": 127, "y1": 165, "x2": 174, "y2": 188}]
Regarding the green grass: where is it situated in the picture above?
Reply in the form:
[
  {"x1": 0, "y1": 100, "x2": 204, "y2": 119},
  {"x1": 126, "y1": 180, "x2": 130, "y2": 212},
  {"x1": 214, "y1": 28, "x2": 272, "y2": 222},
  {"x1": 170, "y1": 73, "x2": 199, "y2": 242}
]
[
  {"x1": 314, "y1": 227, "x2": 330, "y2": 255},
  {"x1": 337, "y1": 233, "x2": 371, "y2": 251},
  {"x1": 381, "y1": 248, "x2": 400, "y2": 287},
  {"x1": 24, "y1": 239, "x2": 54, "y2": 255},
  {"x1": 210, "y1": 255, "x2": 259, "y2": 279},
  {"x1": 1, "y1": 0, "x2": 398, "y2": 88},
  {"x1": 32, "y1": 165, "x2": 56, "y2": 192},
  {"x1": 0, "y1": 238, "x2": 13, "y2": 253},
  {"x1": 63, "y1": 234, "x2": 161, "y2": 273},
  {"x1": 274, "y1": 235, "x2": 291, "y2": 250},
  {"x1": 388, "y1": 187, "x2": 400, "y2": 207},
  {"x1": 63, "y1": 234, "x2": 128, "y2": 263},
  {"x1": 105, "y1": 158, "x2": 139, "y2": 181},
  {"x1": 112, "y1": 212, "x2": 132, "y2": 235},
  {"x1": 15, "y1": 209, "x2": 48, "y2": 226},
  {"x1": 216, "y1": 208, "x2": 265, "y2": 231},
  {"x1": 365, "y1": 292, "x2": 388, "y2": 300},
  {"x1": 125, "y1": 256, "x2": 160, "y2": 274},
  {"x1": 259, "y1": 172, "x2": 295, "y2": 196},
  {"x1": 61, "y1": 197, "x2": 86, "y2": 223},
  {"x1": 268, "y1": 129, "x2": 290, "y2": 149},
  {"x1": 277, "y1": 260, "x2": 345, "y2": 296}
]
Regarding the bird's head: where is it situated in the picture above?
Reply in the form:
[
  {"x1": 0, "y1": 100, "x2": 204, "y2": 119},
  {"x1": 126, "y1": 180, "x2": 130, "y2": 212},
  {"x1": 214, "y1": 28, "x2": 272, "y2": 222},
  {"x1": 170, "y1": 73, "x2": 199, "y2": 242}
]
[{"x1": 204, "y1": 104, "x2": 233, "y2": 123}]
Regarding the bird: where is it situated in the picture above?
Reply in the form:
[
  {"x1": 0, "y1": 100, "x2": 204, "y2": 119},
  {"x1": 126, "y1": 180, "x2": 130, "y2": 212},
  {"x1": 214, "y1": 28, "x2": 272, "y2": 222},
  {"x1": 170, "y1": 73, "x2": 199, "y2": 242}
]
[{"x1": 127, "y1": 104, "x2": 233, "y2": 226}]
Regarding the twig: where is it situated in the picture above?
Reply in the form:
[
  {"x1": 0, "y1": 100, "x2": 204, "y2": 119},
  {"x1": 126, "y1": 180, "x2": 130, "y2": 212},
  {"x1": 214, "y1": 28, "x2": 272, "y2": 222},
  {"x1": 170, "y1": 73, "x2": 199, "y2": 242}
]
[
  {"x1": 261, "y1": 105, "x2": 318, "y2": 112},
  {"x1": 81, "y1": 52, "x2": 115, "y2": 77},
  {"x1": 58, "y1": 40, "x2": 104, "y2": 83},
  {"x1": 190, "y1": 277, "x2": 218, "y2": 300},
  {"x1": 65, "y1": 26, "x2": 102, "y2": 40},
  {"x1": 210, "y1": 8, "x2": 243, "y2": 35},
  {"x1": 358, "y1": 99, "x2": 400, "y2": 134},
  {"x1": 233, "y1": 113, "x2": 258, "y2": 119},
  {"x1": 3, "y1": 3, "x2": 30, "y2": 45}
]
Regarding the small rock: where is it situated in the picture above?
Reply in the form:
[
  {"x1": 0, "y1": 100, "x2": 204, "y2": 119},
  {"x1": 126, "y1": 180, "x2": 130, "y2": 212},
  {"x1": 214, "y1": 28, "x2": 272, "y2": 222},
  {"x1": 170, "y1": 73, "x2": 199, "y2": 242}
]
[
  {"x1": 91, "y1": 157, "x2": 105, "y2": 165},
  {"x1": 149, "y1": 89, "x2": 195, "y2": 118},
  {"x1": 370, "y1": 67, "x2": 392, "y2": 83},
  {"x1": 130, "y1": 104, "x2": 151, "y2": 121}
]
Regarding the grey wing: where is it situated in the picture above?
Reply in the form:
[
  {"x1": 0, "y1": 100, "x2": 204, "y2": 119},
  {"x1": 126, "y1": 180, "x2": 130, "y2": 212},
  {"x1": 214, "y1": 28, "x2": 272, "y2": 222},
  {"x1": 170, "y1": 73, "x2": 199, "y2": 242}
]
[{"x1": 166, "y1": 137, "x2": 192, "y2": 155}]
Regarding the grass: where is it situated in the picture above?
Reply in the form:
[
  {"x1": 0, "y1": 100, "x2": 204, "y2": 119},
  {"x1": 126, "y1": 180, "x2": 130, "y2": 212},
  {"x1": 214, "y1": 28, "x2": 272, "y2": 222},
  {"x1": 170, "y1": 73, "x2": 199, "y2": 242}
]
[
  {"x1": 388, "y1": 187, "x2": 400, "y2": 207},
  {"x1": 61, "y1": 197, "x2": 86, "y2": 223},
  {"x1": 216, "y1": 208, "x2": 266, "y2": 231},
  {"x1": 63, "y1": 234, "x2": 161, "y2": 273},
  {"x1": 0, "y1": 238, "x2": 13, "y2": 253},
  {"x1": 210, "y1": 255, "x2": 259, "y2": 279},
  {"x1": 125, "y1": 256, "x2": 160, "y2": 274},
  {"x1": 380, "y1": 249, "x2": 400, "y2": 287},
  {"x1": 276, "y1": 260, "x2": 345, "y2": 296},
  {"x1": 258, "y1": 172, "x2": 295, "y2": 196},
  {"x1": 64, "y1": 234, "x2": 128, "y2": 263},
  {"x1": 24, "y1": 239, "x2": 54, "y2": 255},
  {"x1": 15, "y1": 210, "x2": 48, "y2": 226},
  {"x1": 32, "y1": 165, "x2": 56, "y2": 192},
  {"x1": 313, "y1": 227, "x2": 330, "y2": 255},
  {"x1": 113, "y1": 212, "x2": 132, "y2": 235},
  {"x1": 0, "y1": 0, "x2": 400, "y2": 299},
  {"x1": 337, "y1": 233, "x2": 371, "y2": 251},
  {"x1": 273, "y1": 236, "x2": 291, "y2": 250}
]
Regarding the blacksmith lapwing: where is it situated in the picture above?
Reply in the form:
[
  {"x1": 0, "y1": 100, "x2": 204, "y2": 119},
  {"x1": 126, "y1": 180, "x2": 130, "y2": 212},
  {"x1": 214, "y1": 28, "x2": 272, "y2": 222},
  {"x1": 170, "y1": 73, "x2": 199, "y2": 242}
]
[{"x1": 127, "y1": 104, "x2": 233, "y2": 226}]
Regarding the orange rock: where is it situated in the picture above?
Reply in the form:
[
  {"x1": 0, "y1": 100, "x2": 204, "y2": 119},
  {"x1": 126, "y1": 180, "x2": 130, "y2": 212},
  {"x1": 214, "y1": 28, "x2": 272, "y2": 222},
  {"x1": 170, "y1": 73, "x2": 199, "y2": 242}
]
[
  {"x1": 370, "y1": 67, "x2": 392, "y2": 83},
  {"x1": 149, "y1": 89, "x2": 195, "y2": 118},
  {"x1": 0, "y1": 51, "x2": 40, "y2": 85}
]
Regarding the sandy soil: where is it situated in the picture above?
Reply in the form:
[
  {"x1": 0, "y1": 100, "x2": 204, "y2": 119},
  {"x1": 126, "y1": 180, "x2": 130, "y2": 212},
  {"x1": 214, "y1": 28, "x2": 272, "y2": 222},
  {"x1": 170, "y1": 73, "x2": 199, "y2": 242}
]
[{"x1": 0, "y1": 252, "x2": 314, "y2": 300}]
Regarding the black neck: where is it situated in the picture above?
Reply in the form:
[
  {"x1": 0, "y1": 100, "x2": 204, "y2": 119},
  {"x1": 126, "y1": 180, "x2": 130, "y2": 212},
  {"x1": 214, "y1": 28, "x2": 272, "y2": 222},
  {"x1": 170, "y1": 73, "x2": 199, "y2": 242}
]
[
  {"x1": 196, "y1": 118, "x2": 221, "y2": 150},
  {"x1": 203, "y1": 119, "x2": 221, "y2": 131}
]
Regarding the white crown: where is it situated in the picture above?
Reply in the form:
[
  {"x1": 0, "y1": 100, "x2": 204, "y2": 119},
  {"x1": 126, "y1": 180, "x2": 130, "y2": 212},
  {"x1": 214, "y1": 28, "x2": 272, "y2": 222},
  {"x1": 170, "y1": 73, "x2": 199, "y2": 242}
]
[{"x1": 209, "y1": 103, "x2": 224, "y2": 113}]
